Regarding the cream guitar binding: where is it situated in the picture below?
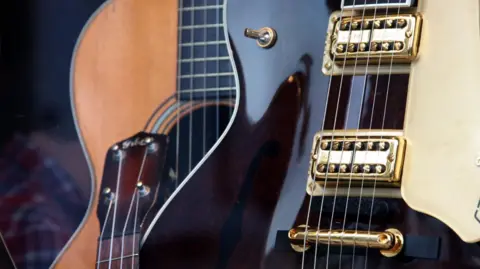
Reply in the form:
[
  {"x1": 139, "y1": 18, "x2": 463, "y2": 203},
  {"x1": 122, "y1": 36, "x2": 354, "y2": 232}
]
[{"x1": 402, "y1": 0, "x2": 480, "y2": 243}]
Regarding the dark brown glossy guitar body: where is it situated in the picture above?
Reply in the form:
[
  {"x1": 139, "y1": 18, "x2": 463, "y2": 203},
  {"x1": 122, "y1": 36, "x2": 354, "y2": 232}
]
[{"x1": 140, "y1": 1, "x2": 480, "y2": 269}]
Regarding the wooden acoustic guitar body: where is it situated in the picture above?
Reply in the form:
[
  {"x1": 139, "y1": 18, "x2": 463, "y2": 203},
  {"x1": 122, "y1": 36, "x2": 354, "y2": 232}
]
[{"x1": 54, "y1": 0, "x2": 178, "y2": 268}]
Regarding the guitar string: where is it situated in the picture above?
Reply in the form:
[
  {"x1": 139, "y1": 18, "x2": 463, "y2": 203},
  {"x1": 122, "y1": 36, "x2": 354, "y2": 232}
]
[
  {"x1": 227, "y1": 0, "x2": 233, "y2": 119},
  {"x1": 119, "y1": 192, "x2": 137, "y2": 268},
  {"x1": 189, "y1": 0, "x2": 194, "y2": 174},
  {"x1": 340, "y1": 5, "x2": 371, "y2": 269},
  {"x1": 131, "y1": 191, "x2": 140, "y2": 268},
  {"x1": 363, "y1": 3, "x2": 402, "y2": 269},
  {"x1": 332, "y1": 1, "x2": 369, "y2": 268},
  {"x1": 108, "y1": 152, "x2": 124, "y2": 269},
  {"x1": 176, "y1": 0, "x2": 184, "y2": 191},
  {"x1": 103, "y1": 143, "x2": 159, "y2": 266},
  {"x1": 302, "y1": 3, "x2": 351, "y2": 269},
  {"x1": 347, "y1": 1, "x2": 380, "y2": 267},
  {"x1": 216, "y1": 0, "x2": 221, "y2": 140},
  {"x1": 119, "y1": 148, "x2": 149, "y2": 268},
  {"x1": 96, "y1": 197, "x2": 113, "y2": 268},
  {"x1": 203, "y1": 0, "x2": 208, "y2": 157},
  {"x1": 321, "y1": 1, "x2": 368, "y2": 268},
  {"x1": 358, "y1": 5, "x2": 386, "y2": 266},
  {"x1": 350, "y1": 1, "x2": 400, "y2": 268}
]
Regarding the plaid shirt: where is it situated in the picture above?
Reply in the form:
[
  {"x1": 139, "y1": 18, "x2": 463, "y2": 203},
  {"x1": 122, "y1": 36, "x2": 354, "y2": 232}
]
[{"x1": 0, "y1": 135, "x2": 88, "y2": 269}]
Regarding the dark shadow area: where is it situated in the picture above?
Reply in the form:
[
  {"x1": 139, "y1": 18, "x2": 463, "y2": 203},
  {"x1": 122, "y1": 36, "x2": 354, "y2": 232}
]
[{"x1": 0, "y1": 0, "x2": 102, "y2": 268}]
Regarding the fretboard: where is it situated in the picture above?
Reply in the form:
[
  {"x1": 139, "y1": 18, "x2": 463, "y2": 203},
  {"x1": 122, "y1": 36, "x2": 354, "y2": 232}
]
[
  {"x1": 177, "y1": 0, "x2": 236, "y2": 101},
  {"x1": 96, "y1": 234, "x2": 140, "y2": 269}
]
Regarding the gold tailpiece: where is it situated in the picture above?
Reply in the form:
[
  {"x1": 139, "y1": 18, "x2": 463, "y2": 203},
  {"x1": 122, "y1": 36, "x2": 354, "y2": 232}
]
[{"x1": 288, "y1": 225, "x2": 404, "y2": 258}]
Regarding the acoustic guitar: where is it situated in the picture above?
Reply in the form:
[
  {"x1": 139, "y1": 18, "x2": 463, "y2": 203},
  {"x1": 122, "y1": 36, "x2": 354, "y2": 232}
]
[
  {"x1": 136, "y1": 0, "x2": 480, "y2": 268},
  {"x1": 53, "y1": 0, "x2": 244, "y2": 268}
]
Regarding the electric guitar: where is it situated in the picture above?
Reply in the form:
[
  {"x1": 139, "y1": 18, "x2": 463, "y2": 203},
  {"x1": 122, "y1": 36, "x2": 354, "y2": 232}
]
[{"x1": 136, "y1": 0, "x2": 480, "y2": 268}]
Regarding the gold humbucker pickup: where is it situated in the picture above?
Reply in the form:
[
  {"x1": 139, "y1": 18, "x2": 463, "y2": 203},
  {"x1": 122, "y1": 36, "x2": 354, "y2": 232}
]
[
  {"x1": 323, "y1": 12, "x2": 423, "y2": 75},
  {"x1": 310, "y1": 130, "x2": 406, "y2": 187}
]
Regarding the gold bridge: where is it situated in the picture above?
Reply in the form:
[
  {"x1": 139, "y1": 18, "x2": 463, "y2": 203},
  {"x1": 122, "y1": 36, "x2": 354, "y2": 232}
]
[
  {"x1": 288, "y1": 225, "x2": 404, "y2": 258},
  {"x1": 323, "y1": 12, "x2": 423, "y2": 75},
  {"x1": 310, "y1": 130, "x2": 406, "y2": 188}
]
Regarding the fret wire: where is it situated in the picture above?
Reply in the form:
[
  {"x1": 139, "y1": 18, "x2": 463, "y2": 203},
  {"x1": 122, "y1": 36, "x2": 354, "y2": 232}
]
[
  {"x1": 181, "y1": 87, "x2": 235, "y2": 93},
  {"x1": 179, "y1": 56, "x2": 229, "y2": 62},
  {"x1": 97, "y1": 234, "x2": 140, "y2": 265},
  {"x1": 179, "y1": 5, "x2": 222, "y2": 11},
  {"x1": 179, "y1": 24, "x2": 222, "y2": 29},
  {"x1": 180, "y1": 72, "x2": 234, "y2": 78},
  {"x1": 96, "y1": 254, "x2": 139, "y2": 264},
  {"x1": 181, "y1": 41, "x2": 226, "y2": 46}
]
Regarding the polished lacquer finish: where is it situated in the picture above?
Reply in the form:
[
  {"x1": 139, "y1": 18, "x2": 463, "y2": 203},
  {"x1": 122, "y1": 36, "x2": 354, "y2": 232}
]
[{"x1": 139, "y1": 0, "x2": 480, "y2": 268}]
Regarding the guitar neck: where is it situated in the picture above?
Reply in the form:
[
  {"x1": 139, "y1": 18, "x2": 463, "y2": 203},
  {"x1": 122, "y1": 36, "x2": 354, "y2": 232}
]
[
  {"x1": 95, "y1": 132, "x2": 169, "y2": 268},
  {"x1": 97, "y1": 234, "x2": 140, "y2": 268},
  {"x1": 176, "y1": 0, "x2": 237, "y2": 101}
]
